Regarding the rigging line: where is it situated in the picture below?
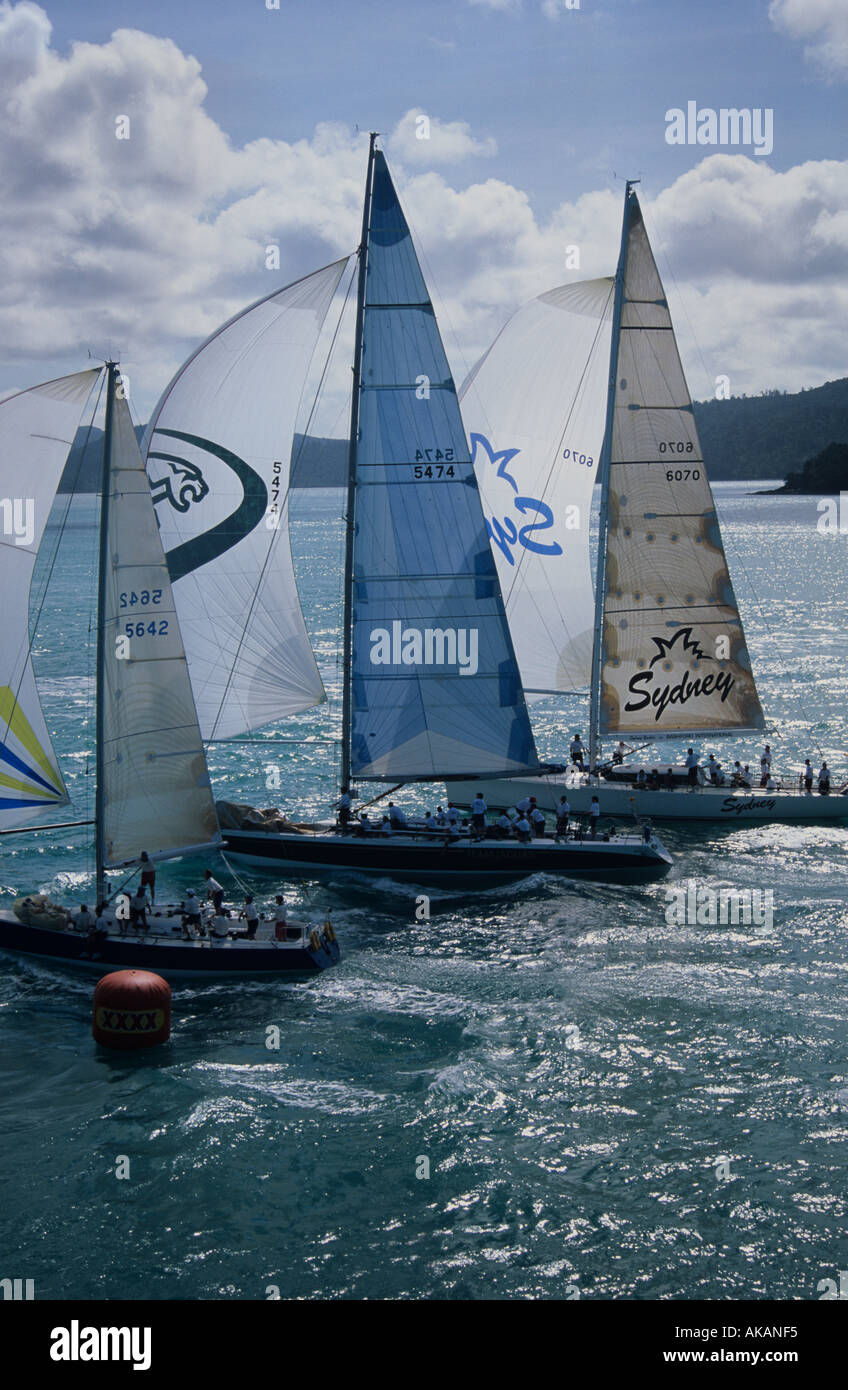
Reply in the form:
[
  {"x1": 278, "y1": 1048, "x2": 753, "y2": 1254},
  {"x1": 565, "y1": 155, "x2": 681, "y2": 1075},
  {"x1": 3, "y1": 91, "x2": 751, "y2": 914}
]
[
  {"x1": 709, "y1": 491, "x2": 824, "y2": 759},
  {"x1": 208, "y1": 255, "x2": 358, "y2": 743},
  {"x1": 642, "y1": 187, "x2": 718, "y2": 409},
  {"x1": 218, "y1": 850, "x2": 253, "y2": 897}
]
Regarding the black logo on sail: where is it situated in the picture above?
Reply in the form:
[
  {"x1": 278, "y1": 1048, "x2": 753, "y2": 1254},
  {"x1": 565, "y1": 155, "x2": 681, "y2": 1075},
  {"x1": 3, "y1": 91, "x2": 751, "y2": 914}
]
[
  {"x1": 624, "y1": 626, "x2": 735, "y2": 722},
  {"x1": 148, "y1": 428, "x2": 268, "y2": 583}
]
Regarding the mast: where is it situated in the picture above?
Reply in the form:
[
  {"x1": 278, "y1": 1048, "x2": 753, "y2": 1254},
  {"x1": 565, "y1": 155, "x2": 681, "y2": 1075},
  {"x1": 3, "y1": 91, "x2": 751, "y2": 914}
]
[
  {"x1": 588, "y1": 182, "x2": 636, "y2": 774},
  {"x1": 95, "y1": 361, "x2": 117, "y2": 906},
  {"x1": 340, "y1": 132, "x2": 378, "y2": 791}
]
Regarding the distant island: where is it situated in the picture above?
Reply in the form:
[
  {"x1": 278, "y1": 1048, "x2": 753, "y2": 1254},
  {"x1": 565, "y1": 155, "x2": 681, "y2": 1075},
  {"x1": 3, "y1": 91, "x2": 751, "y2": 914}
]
[
  {"x1": 58, "y1": 429, "x2": 349, "y2": 492},
  {"x1": 758, "y1": 441, "x2": 848, "y2": 495},
  {"x1": 58, "y1": 374, "x2": 848, "y2": 491}
]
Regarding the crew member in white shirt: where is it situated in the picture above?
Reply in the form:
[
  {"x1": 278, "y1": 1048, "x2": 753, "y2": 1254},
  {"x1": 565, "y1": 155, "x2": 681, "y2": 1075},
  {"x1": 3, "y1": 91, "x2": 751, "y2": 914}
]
[
  {"x1": 471, "y1": 794, "x2": 487, "y2": 835},
  {"x1": 241, "y1": 894, "x2": 260, "y2": 940}
]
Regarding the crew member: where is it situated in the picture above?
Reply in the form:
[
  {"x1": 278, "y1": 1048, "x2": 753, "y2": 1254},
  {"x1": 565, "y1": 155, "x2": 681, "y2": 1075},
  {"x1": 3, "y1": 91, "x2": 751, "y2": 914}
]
[
  {"x1": 241, "y1": 894, "x2": 260, "y2": 940},
  {"x1": 204, "y1": 870, "x2": 225, "y2": 914},
  {"x1": 273, "y1": 895, "x2": 289, "y2": 941},
  {"x1": 336, "y1": 786, "x2": 353, "y2": 829},
  {"x1": 685, "y1": 748, "x2": 700, "y2": 788},
  {"x1": 139, "y1": 850, "x2": 156, "y2": 903},
  {"x1": 470, "y1": 793, "x2": 487, "y2": 836}
]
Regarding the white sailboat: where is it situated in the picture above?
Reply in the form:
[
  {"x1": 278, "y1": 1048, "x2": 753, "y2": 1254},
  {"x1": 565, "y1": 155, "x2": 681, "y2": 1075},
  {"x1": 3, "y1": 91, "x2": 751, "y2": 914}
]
[
  {"x1": 0, "y1": 364, "x2": 340, "y2": 974},
  {"x1": 143, "y1": 139, "x2": 673, "y2": 882},
  {"x1": 452, "y1": 181, "x2": 847, "y2": 824}
]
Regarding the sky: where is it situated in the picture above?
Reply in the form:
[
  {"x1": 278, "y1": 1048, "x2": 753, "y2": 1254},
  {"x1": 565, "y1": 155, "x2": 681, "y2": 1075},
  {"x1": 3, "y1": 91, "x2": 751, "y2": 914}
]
[{"x1": 0, "y1": 0, "x2": 845, "y2": 421}]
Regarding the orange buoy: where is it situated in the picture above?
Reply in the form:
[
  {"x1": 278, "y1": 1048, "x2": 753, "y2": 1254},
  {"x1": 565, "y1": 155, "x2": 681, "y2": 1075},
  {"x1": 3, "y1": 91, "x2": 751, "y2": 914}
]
[{"x1": 92, "y1": 970, "x2": 171, "y2": 1050}]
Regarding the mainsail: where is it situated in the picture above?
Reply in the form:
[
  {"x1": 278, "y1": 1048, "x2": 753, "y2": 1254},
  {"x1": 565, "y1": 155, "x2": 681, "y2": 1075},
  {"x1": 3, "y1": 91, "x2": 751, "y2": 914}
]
[
  {"x1": 596, "y1": 186, "x2": 765, "y2": 738},
  {"x1": 348, "y1": 148, "x2": 540, "y2": 780},
  {"x1": 99, "y1": 380, "x2": 221, "y2": 866},
  {"x1": 459, "y1": 279, "x2": 613, "y2": 696},
  {"x1": 143, "y1": 260, "x2": 347, "y2": 740},
  {"x1": 0, "y1": 368, "x2": 100, "y2": 830}
]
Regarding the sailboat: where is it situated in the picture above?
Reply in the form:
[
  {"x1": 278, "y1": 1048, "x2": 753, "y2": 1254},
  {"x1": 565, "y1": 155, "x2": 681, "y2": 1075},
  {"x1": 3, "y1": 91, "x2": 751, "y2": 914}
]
[
  {"x1": 0, "y1": 365, "x2": 340, "y2": 975},
  {"x1": 143, "y1": 139, "x2": 672, "y2": 883},
  {"x1": 451, "y1": 181, "x2": 848, "y2": 824}
]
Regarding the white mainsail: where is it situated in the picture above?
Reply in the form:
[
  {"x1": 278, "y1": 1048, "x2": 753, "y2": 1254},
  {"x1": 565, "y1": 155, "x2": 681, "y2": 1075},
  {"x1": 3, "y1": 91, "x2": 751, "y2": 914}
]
[
  {"x1": 143, "y1": 259, "x2": 347, "y2": 741},
  {"x1": 460, "y1": 279, "x2": 613, "y2": 696},
  {"x1": 0, "y1": 368, "x2": 100, "y2": 831},
  {"x1": 597, "y1": 190, "x2": 764, "y2": 737},
  {"x1": 100, "y1": 386, "x2": 221, "y2": 866}
]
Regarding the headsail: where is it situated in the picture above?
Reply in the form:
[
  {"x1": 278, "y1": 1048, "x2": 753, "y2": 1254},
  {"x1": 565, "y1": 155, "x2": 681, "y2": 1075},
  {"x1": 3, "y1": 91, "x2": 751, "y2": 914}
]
[
  {"x1": 460, "y1": 279, "x2": 613, "y2": 697},
  {"x1": 143, "y1": 260, "x2": 347, "y2": 741},
  {"x1": 0, "y1": 369, "x2": 99, "y2": 830},
  {"x1": 596, "y1": 187, "x2": 765, "y2": 738},
  {"x1": 100, "y1": 380, "x2": 221, "y2": 866},
  {"x1": 348, "y1": 148, "x2": 540, "y2": 780}
]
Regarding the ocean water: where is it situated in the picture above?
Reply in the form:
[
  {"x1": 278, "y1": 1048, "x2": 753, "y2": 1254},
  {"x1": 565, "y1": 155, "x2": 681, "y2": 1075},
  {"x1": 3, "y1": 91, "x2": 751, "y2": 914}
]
[{"x1": 1, "y1": 482, "x2": 847, "y2": 1301}]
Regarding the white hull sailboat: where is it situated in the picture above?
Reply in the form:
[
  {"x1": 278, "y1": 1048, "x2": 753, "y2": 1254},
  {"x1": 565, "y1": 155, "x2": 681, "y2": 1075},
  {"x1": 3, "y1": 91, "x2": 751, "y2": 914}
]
[
  {"x1": 452, "y1": 181, "x2": 846, "y2": 826},
  {"x1": 142, "y1": 139, "x2": 673, "y2": 883},
  {"x1": 0, "y1": 365, "x2": 340, "y2": 976},
  {"x1": 450, "y1": 769, "x2": 847, "y2": 824}
]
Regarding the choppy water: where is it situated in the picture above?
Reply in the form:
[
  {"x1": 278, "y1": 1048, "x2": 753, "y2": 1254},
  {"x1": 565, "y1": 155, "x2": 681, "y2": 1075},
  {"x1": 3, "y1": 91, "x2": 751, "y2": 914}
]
[{"x1": 2, "y1": 483, "x2": 847, "y2": 1300}]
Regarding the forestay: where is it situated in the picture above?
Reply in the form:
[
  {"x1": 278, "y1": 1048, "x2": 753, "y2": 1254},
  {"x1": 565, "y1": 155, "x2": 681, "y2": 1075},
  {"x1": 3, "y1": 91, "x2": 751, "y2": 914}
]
[
  {"x1": 100, "y1": 389, "x2": 221, "y2": 866},
  {"x1": 143, "y1": 260, "x2": 346, "y2": 740},
  {"x1": 460, "y1": 279, "x2": 613, "y2": 696},
  {"x1": 0, "y1": 369, "x2": 99, "y2": 830},
  {"x1": 350, "y1": 151, "x2": 540, "y2": 780},
  {"x1": 598, "y1": 189, "x2": 765, "y2": 736}
]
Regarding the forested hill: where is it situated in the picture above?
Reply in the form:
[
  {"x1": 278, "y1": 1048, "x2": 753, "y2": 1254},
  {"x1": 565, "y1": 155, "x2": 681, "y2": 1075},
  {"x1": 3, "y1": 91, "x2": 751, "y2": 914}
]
[
  {"x1": 58, "y1": 377, "x2": 848, "y2": 490},
  {"x1": 692, "y1": 377, "x2": 848, "y2": 481}
]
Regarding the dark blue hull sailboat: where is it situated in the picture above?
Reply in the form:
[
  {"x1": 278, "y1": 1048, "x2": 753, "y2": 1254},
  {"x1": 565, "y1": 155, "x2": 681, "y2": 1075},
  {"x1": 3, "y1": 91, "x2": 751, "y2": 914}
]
[{"x1": 196, "y1": 136, "x2": 675, "y2": 885}]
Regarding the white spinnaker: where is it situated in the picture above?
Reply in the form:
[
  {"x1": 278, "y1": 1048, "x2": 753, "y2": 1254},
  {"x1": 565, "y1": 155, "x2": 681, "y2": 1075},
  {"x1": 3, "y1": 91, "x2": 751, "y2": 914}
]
[
  {"x1": 0, "y1": 368, "x2": 99, "y2": 831},
  {"x1": 101, "y1": 391, "x2": 222, "y2": 866},
  {"x1": 599, "y1": 194, "x2": 764, "y2": 736},
  {"x1": 459, "y1": 279, "x2": 613, "y2": 697},
  {"x1": 143, "y1": 259, "x2": 347, "y2": 740}
]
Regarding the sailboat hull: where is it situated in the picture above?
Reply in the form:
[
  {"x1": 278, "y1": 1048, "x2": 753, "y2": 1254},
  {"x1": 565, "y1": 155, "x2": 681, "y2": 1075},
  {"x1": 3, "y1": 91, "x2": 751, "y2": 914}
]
[
  {"x1": 0, "y1": 911, "x2": 340, "y2": 978},
  {"x1": 219, "y1": 827, "x2": 673, "y2": 884},
  {"x1": 449, "y1": 776, "x2": 848, "y2": 824}
]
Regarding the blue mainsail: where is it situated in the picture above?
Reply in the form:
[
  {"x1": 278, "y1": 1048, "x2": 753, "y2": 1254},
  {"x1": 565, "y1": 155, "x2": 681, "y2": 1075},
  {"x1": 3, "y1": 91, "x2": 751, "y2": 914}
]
[{"x1": 350, "y1": 150, "x2": 540, "y2": 780}]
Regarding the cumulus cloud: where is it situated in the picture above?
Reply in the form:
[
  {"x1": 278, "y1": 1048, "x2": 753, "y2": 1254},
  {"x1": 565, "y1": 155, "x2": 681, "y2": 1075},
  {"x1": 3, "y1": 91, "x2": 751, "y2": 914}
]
[
  {"x1": 0, "y1": 3, "x2": 845, "y2": 421},
  {"x1": 769, "y1": 0, "x2": 848, "y2": 79},
  {"x1": 388, "y1": 109, "x2": 497, "y2": 164}
]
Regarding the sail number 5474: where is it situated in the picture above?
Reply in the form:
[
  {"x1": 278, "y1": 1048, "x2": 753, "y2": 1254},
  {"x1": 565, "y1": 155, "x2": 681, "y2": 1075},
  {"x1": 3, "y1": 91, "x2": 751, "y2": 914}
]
[{"x1": 413, "y1": 448, "x2": 455, "y2": 480}]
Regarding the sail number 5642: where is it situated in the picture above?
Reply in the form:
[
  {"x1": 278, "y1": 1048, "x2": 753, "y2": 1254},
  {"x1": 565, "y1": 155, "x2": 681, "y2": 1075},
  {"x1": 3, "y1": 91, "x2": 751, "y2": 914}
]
[
  {"x1": 120, "y1": 590, "x2": 162, "y2": 607},
  {"x1": 125, "y1": 621, "x2": 169, "y2": 637}
]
